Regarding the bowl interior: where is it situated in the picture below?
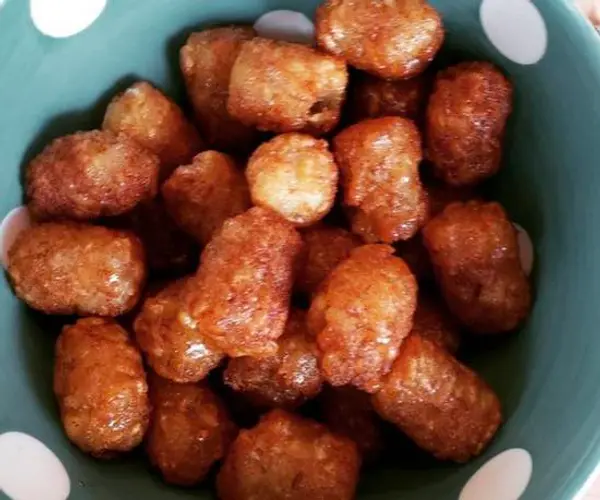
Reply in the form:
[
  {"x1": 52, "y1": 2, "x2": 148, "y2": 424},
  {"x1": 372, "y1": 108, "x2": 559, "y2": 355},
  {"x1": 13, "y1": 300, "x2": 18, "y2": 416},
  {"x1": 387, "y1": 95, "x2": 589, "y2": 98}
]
[{"x1": 1, "y1": 0, "x2": 600, "y2": 499}]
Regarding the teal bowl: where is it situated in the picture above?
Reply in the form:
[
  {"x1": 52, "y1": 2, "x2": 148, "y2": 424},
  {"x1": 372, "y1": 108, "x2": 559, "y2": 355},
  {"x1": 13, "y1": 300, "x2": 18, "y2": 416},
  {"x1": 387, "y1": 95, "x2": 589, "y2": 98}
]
[{"x1": 1, "y1": 0, "x2": 600, "y2": 499}]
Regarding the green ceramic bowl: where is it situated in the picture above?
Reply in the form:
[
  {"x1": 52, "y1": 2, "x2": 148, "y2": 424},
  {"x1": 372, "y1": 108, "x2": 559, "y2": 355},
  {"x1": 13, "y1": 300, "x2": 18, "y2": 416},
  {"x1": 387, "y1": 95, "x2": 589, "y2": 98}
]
[{"x1": 1, "y1": 0, "x2": 599, "y2": 499}]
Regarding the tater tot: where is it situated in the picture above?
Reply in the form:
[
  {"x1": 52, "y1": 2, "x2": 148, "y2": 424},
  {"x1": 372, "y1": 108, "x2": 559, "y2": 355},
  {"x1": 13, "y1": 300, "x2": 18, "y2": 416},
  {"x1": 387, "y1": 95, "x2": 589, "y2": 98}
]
[
  {"x1": 321, "y1": 385, "x2": 383, "y2": 463},
  {"x1": 228, "y1": 38, "x2": 348, "y2": 135},
  {"x1": 372, "y1": 335, "x2": 502, "y2": 462},
  {"x1": 217, "y1": 409, "x2": 360, "y2": 500},
  {"x1": 146, "y1": 374, "x2": 237, "y2": 486},
  {"x1": 8, "y1": 222, "x2": 146, "y2": 316},
  {"x1": 411, "y1": 294, "x2": 461, "y2": 354},
  {"x1": 296, "y1": 224, "x2": 361, "y2": 296},
  {"x1": 333, "y1": 117, "x2": 428, "y2": 243},
  {"x1": 246, "y1": 134, "x2": 339, "y2": 226},
  {"x1": 134, "y1": 277, "x2": 223, "y2": 383},
  {"x1": 162, "y1": 151, "x2": 251, "y2": 246},
  {"x1": 423, "y1": 201, "x2": 531, "y2": 334},
  {"x1": 180, "y1": 27, "x2": 258, "y2": 153},
  {"x1": 224, "y1": 309, "x2": 323, "y2": 409},
  {"x1": 184, "y1": 207, "x2": 303, "y2": 357},
  {"x1": 54, "y1": 318, "x2": 150, "y2": 457},
  {"x1": 426, "y1": 62, "x2": 513, "y2": 186},
  {"x1": 307, "y1": 244, "x2": 418, "y2": 393},
  {"x1": 102, "y1": 81, "x2": 203, "y2": 181},
  {"x1": 27, "y1": 130, "x2": 159, "y2": 221},
  {"x1": 126, "y1": 199, "x2": 198, "y2": 276},
  {"x1": 316, "y1": 0, "x2": 444, "y2": 80},
  {"x1": 348, "y1": 72, "x2": 428, "y2": 123}
]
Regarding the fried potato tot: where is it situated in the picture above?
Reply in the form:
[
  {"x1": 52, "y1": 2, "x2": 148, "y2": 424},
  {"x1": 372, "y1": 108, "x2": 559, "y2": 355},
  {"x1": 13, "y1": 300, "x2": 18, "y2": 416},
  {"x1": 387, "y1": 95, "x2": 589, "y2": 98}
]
[
  {"x1": 228, "y1": 38, "x2": 348, "y2": 135},
  {"x1": 372, "y1": 335, "x2": 502, "y2": 462},
  {"x1": 422, "y1": 201, "x2": 531, "y2": 334},
  {"x1": 134, "y1": 277, "x2": 223, "y2": 383},
  {"x1": 333, "y1": 117, "x2": 428, "y2": 243},
  {"x1": 180, "y1": 27, "x2": 258, "y2": 153},
  {"x1": 217, "y1": 409, "x2": 360, "y2": 500},
  {"x1": 320, "y1": 385, "x2": 384, "y2": 464},
  {"x1": 146, "y1": 374, "x2": 237, "y2": 486},
  {"x1": 224, "y1": 309, "x2": 323, "y2": 410},
  {"x1": 8, "y1": 222, "x2": 146, "y2": 316},
  {"x1": 426, "y1": 62, "x2": 513, "y2": 186},
  {"x1": 308, "y1": 244, "x2": 418, "y2": 393},
  {"x1": 423, "y1": 180, "x2": 481, "y2": 222},
  {"x1": 126, "y1": 199, "x2": 198, "y2": 276},
  {"x1": 103, "y1": 81, "x2": 203, "y2": 181},
  {"x1": 411, "y1": 294, "x2": 461, "y2": 354},
  {"x1": 316, "y1": 0, "x2": 443, "y2": 80},
  {"x1": 348, "y1": 72, "x2": 428, "y2": 123},
  {"x1": 246, "y1": 134, "x2": 339, "y2": 226},
  {"x1": 296, "y1": 224, "x2": 361, "y2": 296},
  {"x1": 54, "y1": 318, "x2": 150, "y2": 457},
  {"x1": 162, "y1": 151, "x2": 251, "y2": 246},
  {"x1": 27, "y1": 130, "x2": 159, "y2": 221},
  {"x1": 184, "y1": 207, "x2": 303, "y2": 357}
]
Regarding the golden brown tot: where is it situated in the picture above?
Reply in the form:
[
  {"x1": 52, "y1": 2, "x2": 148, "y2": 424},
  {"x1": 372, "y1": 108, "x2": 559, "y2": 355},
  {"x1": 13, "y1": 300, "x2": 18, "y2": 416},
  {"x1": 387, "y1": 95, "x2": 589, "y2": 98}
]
[
  {"x1": 228, "y1": 38, "x2": 348, "y2": 135},
  {"x1": 372, "y1": 335, "x2": 502, "y2": 462},
  {"x1": 422, "y1": 201, "x2": 531, "y2": 334},
  {"x1": 246, "y1": 134, "x2": 339, "y2": 226},
  {"x1": 316, "y1": 0, "x2": 444, "y2": 80},
  {"x1": 307, "y1": 244, "x2": 418, "y2": 393},
  {"x1": 333, "y1": 117, "x2": 428, "y2": 243},
  {"x1": 53, "y1": 318, "x2": 150, "y2": 457},
  {"x1": 426, "y1": 62, "x2": 513, "y2": 186}
]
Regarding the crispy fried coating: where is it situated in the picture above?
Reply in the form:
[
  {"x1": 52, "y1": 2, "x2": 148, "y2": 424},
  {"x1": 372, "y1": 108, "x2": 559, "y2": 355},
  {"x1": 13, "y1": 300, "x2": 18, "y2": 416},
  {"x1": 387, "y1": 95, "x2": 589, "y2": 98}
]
[
  {"x1": 307, "y1": 244, "x2": 418, "y2": 393},
  {"x1": 53, "y1": 318, "x2": 150, "y2": 457},
  {"x1": 348, "y1": 72, "x2": 428, "y2": 122},
  {"x1": 217, "y1": 409, "x2": 360, "y2": 500},
  {"x1": 372, "y1": 335, "x2": 502, "y2": 462},
  {"x1": 320, "y1": 385, "x2": 383, "y2": 463},
  {"x1": 296, "y1": 224, "x2": 361, "y2": 296},
  {"x1": 246, "y1": 134, "x2": 339, "y2": 226},
  {"x1": 422, "y1": 201, "x2": 531, "y2": 334},
  {"x1": 146, "y1": 374, "x2": 237, "y2": 486},
  {"x1": 184, "y1": 207, "x2": 303, "y2": 357},
  {"x1": 228, "y1": 38, "x2": 348, "y2": 135},
  {"x1": 333, "y1": 117, "x2": 427, "y2": 243},
  {"x1": 411, "y1": 294, "x2": 461, "y2": 354},
  {"x1": 224, "y1": 309, "x2": 323, "y2": 409},
  {"x1": 126, "y1": 199, "x2": 198, "y2": 276},
  {"x1": 134, "y1": 277, "x2": 223, "y2": 383},
  {"x1": 426, "y1": 62, "x2": 513, "y2": 186},
  {"x1": 8, "y1": 222, "x2": 146, "y2": 316},
  {"x1": 26, "y1": 130, "x2": 159, "y2": 221},
  {"x1": 162, "y1": 151, "x2": 251, "y2": 246},
  {"x1": 316, "y1": 0, "x2": 444, "y2": 80},
  {"x1": 180, "y1": 27, "x2": 258, "y2": 153},
  {"x1": 102, "y1": 81, "x2": 203, "y2": 181}
]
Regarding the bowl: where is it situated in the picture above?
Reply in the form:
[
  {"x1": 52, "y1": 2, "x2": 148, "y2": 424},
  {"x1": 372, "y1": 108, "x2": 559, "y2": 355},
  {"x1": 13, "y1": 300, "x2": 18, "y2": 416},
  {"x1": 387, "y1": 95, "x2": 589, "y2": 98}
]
[{"x1": 1, "y1": 0, "x2": 600, "y2": 499}]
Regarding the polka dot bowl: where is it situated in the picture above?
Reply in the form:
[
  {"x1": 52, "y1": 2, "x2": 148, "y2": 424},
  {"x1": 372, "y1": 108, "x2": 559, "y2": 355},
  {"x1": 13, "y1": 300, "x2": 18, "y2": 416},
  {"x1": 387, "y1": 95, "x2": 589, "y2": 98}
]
[{"x1": 0, "y1": 0, "x2": 599, "y2": 499}]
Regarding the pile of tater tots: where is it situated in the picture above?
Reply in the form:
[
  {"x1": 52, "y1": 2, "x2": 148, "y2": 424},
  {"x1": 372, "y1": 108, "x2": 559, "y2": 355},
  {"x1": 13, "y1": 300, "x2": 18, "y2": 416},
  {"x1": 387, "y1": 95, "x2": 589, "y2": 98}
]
[{"x1": 7, "y1": 0, "x2": 532, "y2": 498}]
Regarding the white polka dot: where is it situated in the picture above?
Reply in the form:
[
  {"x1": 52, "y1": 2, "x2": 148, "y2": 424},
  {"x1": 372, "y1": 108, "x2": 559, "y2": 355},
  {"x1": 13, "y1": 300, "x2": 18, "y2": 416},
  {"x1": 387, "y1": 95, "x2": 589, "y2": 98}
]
[
  {"x1": 0, "y1": 432, "x2": 70, "y2": 500},
  {"x1": 460, "y1": 448, "x2": 532, "y2": 500},
  {"x1": 513, "y1": 223, "x2": 534, "y2": 276},
  {"x1": 30, "y1": 0, "x2": 107, "y2": 38},
  {"x1": 254, "y1": 10, "x2": 315, "y2": 45},
  {"x1": 0, "y1": 206, "x2": 32, "y2": 270},
  {"x1": 480, "y1": 0, "x2": 548, "y2": 65}
]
